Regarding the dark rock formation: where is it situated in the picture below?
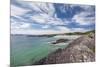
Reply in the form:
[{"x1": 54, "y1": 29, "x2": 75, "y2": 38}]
[
  {"x1": 51, "y1": 39, "x2": 69, "y2": 44},
  {"x1": 34, "y1": 33, "x2": 95, "y2": 65}
]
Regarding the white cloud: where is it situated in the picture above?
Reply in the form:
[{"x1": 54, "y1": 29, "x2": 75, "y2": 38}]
[
  {"x1": 56, "y1": 26, "x2": 89, "y2": 33},
  {"x1": 11, "y1": 28, "x2": 70, "y2": 35},
  {"x1": 30, "y1": 2, "x2": 55, "y2": 16},
  {"x1": 42, "y1": 25, "x2": 50, "y2": 29},
  {"x1": 11, "y1": 5, "x2": 30, "y2": 16},
  {"x1": 11, "y1": 22, "x2": 31, "y2": 29},
  {"x1": 79, "y1": 5, "x2": 94, "y2": 12},
  {"x1": 11, "y1": 26, "x2": 90, "y2": 35},
  {"x1": 71, "y1": 4, "x2": 95, "y2": 25},
  {"x1": 72, "y1": 12, "x2": 95, "y2": 25},
  {"x1": 31, "y1": 14, "x2": 49, "y2": 24},
  {"x1": 57, "y1": 26, "x2": 71, "y2": 31},
  {"x1": 11, "y1": 1, "x2": 95, "y2": 35},
  {"x1": 20, "y1": 23, "x2": 31, "y2": 28},
  {"x1": 31, "y1": 13, "x2": 64, "y2": 25},
  {"x1": 70, "y1": 4, "x2": 95, "y2": 13},
  {"x1": 71, "y1": 28, "x2": 90, "y2": 32}
]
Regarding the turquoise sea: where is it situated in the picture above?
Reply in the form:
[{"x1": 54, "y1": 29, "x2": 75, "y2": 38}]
[{"x1": 10, "y1": 35, "x2": 70, "y2": 66}]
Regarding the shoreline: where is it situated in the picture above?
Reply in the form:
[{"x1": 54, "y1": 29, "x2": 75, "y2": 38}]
[{"x1": 33, "y1": 33, "x2": 95, "y2": 65}]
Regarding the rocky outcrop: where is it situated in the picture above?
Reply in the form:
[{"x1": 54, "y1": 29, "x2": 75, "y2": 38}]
[
  {"x1": 34, "y1": 33, "x2": 95, "y2": 65},
  {"x1": 51, "y1": 39, "x2": 69, "y2": 44}
]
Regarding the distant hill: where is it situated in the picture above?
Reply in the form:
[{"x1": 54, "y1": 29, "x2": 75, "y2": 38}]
[
  {"x1": 11, "y1": 30, "x2": 95, "y2": 37},
  {"x1": 64, "y1": 30, "x2": 95, "y2": 35}
]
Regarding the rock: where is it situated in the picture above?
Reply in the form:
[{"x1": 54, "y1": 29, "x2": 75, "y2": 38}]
[
  {"x1": 34, "y1": 33, "x2": 95, "y2": 65},
  {"x1": 51, "y1": 39, "x2": 69, "y2": 44}
]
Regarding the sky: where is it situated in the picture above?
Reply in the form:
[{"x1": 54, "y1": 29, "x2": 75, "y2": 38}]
[{"x1": 11, "y1": 0, "x2": 95, "y2": 35}]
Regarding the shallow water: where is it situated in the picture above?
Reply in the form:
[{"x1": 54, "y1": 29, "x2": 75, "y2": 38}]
[{"x1": 10, "y1": 35, "x2": 80, "y2": 66}]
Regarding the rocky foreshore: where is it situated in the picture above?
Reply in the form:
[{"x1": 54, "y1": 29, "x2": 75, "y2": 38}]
[
  {"x1": 51, "y1": 39, "x2": 69, "y2": 44},
  {"x1": 33, "y1": 33, "x2": 95, "y2": 65}
]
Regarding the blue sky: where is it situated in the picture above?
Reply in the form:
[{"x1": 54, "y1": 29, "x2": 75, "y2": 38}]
[{"x1": 11, "y1": 0, "x2": 95, "y2": 35}]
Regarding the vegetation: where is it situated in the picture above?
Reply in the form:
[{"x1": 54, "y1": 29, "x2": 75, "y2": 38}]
[
  {"x1": 64, "y1": 30, "x2": 95, "y2": 35},
  {"x1": 34, "y1": 32, "x2": 95, "y2": 65},
  {"x1": 11, "y1": 30, "x2": 95, "y2": 38}
]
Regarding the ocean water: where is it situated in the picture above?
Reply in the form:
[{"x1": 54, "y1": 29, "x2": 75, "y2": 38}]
[{"x1": 10, "y1": 35, "x2": 71, "y2": 66}]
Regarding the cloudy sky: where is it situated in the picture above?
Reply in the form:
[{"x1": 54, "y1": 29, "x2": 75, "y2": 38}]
[{"x1": 11, "y1": 0, "x2": 95, "y2": 35}]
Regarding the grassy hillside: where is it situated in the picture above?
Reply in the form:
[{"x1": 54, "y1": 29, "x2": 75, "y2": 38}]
[{"x1": 64, "y1": 30, "x2": 95, "y2": 35}]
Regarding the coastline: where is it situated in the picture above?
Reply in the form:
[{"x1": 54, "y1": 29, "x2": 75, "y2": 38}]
[{"x1": 33, "y1": 33, "x2": 95, "y2": 65}]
